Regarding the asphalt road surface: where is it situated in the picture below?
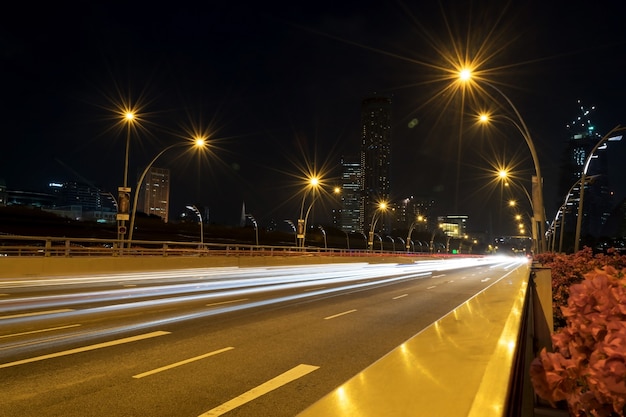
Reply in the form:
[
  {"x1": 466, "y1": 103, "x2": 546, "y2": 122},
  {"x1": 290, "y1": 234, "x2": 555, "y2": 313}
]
[{"x1": 0, "y1": 256, "x2": 528, "y2": 416}]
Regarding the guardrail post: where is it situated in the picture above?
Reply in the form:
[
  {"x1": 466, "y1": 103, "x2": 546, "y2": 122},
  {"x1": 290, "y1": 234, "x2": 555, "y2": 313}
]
[
  {"x1": 44, "y1": 239, "x2": 52, "y2": 257},
  {"x1": 531, "y1": 265, "x2": 553, "y2": 349},
  {"x1": 529, "y1": 264, "x2": 555, "y2": 416},
  {"x1": 65, "y1": 240, "x2": 71, "y2": 257}
]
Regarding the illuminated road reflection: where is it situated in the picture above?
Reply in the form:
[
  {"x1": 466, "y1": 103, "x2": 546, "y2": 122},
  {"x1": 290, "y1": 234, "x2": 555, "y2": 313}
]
[{"x1": 0, "y1": 255, "x2": 529, "y2": 417}]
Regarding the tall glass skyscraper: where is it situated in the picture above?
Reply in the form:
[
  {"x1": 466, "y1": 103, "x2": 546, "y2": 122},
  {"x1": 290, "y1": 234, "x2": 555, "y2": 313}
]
[
  {"x1": 360, "y1": 95, "x2": 392, "y2": 233},
  {"x1": 339, "y1": 155, "x2": 361, "y2": 232},
  {"x1": 558, "y1": 101, "x2": 611, "y2": 242}
]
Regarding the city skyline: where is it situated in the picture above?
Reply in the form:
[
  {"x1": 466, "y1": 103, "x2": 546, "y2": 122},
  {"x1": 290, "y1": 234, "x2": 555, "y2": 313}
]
[{"x1": 2, "y1": 2, "x2": 625, "y2": 236}]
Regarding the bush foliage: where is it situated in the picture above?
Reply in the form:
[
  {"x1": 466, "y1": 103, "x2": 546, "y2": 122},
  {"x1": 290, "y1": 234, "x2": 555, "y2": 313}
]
[{"x1": 531, "y1": 248, "x2": 626, "y2": 416}]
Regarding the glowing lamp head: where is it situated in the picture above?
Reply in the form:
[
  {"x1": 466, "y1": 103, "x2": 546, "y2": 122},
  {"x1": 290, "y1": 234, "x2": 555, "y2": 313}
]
[
  {"x1": 194, "y1": 137, "x2": 207, "y2": 147},
  {"x1": 459, "y1": 68, "x2": 472, "y2": 82}
]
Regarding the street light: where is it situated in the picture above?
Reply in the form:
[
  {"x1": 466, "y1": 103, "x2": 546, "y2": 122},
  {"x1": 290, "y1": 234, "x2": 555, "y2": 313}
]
[
  {"x1": 406, "y1": 215, "x2": 426, "y2": 251},
  {"x1": 475, "y1": 102, "x2": 546, "y2": 253},
  {"x1": 284, "y1": 220, "x2": 297, "y2": 246},
  {"x1": 318, "y1": 225, "x2": 327, "y2": 249},
  {"x1": 246, "y1": 213, "x2": 259, "y2": 246},
  {"x1": 548, "y1": 175, "x2": 600, "y2": 252},
  {"x1": 574, "y1": 126, "x2": 624, "y2": 252},
  {"x1": 186, "y1": 205, "x2": 203, "y2": 246},
  {"x1": 297, "y1": 176, "x2": 321, "y2": 248},
  {"x1": 368, "y1": 201, "x2": 388, "y2": 251},
  {"x1": 127, "y1": 137, "x2": 207, "y2": 245},
  {"x1": 117, "y1": 110, "x2": 136, "y2": 246},
  {"x1": 497, "y1": 169, "x2": 536, "y2": 252}
]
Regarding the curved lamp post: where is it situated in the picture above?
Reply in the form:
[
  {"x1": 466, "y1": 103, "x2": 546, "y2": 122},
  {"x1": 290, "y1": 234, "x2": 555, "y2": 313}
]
[
  {"x1": 406, "y1": 215, "x2": 426, "y2": 251},
  {"x1": 284, "y1": 220, "x2": 297, "y2": 247},
  {"x1": 368, "y1": 201, "x2": 388, "y2": 251},
  {"x1": 246, "y1": 213, "x2": 259, "y2": 246},
  {"x1": 498, "y1": 169, "x2": 537, "y2": 253},
  {"x1": 463, "y1": 68, "x2": 546, "y2": 252},
  {"x1": 574, "y1": 126, "x2": 624, "y2": 252},
  {"x1": 186, "y1": 205, "x2": 204, "y2": 246},
  {"x1": 318, "y1": 225, "x2": 327, "y2": 249},
  {"x1": 297, "y1": 176, "x2": 320, "y2": 248},
  {"x1": 127, "y1": 137, "x2": 207, "y2": 246},
  {"x1": 549, "y1": 175, "x2": 600, "y2": 252}
]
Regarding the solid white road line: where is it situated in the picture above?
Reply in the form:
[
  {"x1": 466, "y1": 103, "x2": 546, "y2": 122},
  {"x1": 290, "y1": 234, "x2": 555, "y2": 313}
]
[
  {"x1": 393, "y1": 294, "x2": 408, "y2": 299},
  {"x1": 0, "y1": 330, "x2": 170, "y2": 369},
  {"x1": 0, "y1": 324, "x2": 81, "y2": 339},
  {"x1": 324, "y1": 309, "x2": 357, "y2": 320},
  {"x1": 0, "y1": 308, "x2": 74, "y2": 320},
  {"x1": 133, "y1": 347, "x2": 234, "y2": 379},
  {"x1": 198, "y1": 364, "x2": 320, "y2": 417}
]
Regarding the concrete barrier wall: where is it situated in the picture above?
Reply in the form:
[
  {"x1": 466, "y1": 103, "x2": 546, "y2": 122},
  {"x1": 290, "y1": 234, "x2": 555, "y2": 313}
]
[{"x1": 0, "y1": 255, "x2": 417, "y2": 278}]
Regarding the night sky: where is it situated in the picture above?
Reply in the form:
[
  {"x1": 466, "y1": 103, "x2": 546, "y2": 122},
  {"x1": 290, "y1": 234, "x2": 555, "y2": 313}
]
[{"x1": 2, "y1": 1, "x2": 626, "y2": 235}]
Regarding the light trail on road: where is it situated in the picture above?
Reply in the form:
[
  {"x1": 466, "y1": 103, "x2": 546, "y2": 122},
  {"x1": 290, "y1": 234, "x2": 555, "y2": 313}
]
[{"x1": 0, "y1": 256, "x2": 528, "y2": 366}]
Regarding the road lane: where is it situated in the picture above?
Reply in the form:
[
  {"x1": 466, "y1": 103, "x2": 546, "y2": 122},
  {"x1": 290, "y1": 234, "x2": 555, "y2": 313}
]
[{"x1": 0, "y1": 257, "x2": 529, "y2": 416}]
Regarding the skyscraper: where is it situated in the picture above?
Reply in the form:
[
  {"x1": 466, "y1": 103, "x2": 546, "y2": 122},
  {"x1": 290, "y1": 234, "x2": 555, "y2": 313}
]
[
  {"x1": 137, "y1": 167, "x2": 171, "y2": 222},
  {"x1": 360, "y1": 95, "x2": 392, "y2": 233},
  {"x1": 339, "y1": 155, "x2": 361, "y2": 232},
  {"x1": 558, "y1": 101, "x2": 611, "y2": 242}
]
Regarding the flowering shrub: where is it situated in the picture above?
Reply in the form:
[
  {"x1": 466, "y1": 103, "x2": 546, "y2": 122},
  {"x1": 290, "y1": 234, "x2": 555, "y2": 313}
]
[
  {"x1": 534, "y1": 248, "x2": 626, "y2": 329},
  {"x1": 530, "y1": 266, "x2": 626, "y2": 416}
]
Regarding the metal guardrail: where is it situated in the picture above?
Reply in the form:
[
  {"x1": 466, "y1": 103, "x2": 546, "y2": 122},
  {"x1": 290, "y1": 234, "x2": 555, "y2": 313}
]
[{"x1": 0, "y1": 234, "x2": 448, "y2": 258}]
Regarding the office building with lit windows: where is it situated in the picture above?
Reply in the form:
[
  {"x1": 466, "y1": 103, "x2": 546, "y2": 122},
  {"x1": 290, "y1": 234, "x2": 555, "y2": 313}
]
[
  {"x1": 137, "y1": 167, "x2": 171, "y2": 222},
  {"x1": 360, "y1": 95, "x2": 392, "y2": 233},
  {"x1": 339, "y1": 155, "x2": 361, "y2": 232}
]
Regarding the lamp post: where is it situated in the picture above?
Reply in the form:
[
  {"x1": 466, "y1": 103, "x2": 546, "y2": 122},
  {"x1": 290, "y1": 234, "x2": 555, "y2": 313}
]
[
  {"x1": 341, "y1": 230, "x2": 350, "y2": 250},
  {"x1": 574, "y1": 126, "x2": 624, "y2": 252},
  {"x1": 465, "y1": 71, "x2": 546, "y2": 253},
  {"x1": 549, "y1": 175, "x2": 600, "y2": 252},
  {"x1": 318, "y1": 225, "x2": 327, "y2": 249},
  {"x1": 127, "y1": 137, "x2": 207, "y2": 246},
  {"x1": 498, "y1": 169, "x2": 537, "y2": 253},
  {"x1": 297, "y1": 176, "x2": 320, "y2": 248},
  {"x1": 116, "y1": 111, "x2": 135, "y2": 247},
  {"x1": 246, "y1": 214, "x2": 259, "y2": 246},
  {"x1": 430, "y1": 225, "x2": 442, "y2": 253},
  {"x1": 368, "y1": 201, "x2": 387, "y2": 251},
  {"x1": 186, "y1": 205, "x2": 203, "y2": 246},
  {"x1": 406, "y1": 215, "x2": 425, "y2": 251},
  {"x1": 284, "y1": 220, "x2": 297, "y2": 246}
]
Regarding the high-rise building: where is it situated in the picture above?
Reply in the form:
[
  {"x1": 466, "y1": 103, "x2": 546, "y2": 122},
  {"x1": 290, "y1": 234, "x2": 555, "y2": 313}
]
[
  {"x1": 394, "y1": 196, "x2": 434, "y2": 231},
  {"x1": 360, "y1": 95, "x2": 392, "y2": 233},
  {"x1": 339, "y1": 155, "x2": 361, "y2": 232},
  {"x1": 558, "y1": 101, "x2": 611, "y2": 240},
  {"x1": 137, "y1": 167, "x2": 171, "y2": 222}
]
